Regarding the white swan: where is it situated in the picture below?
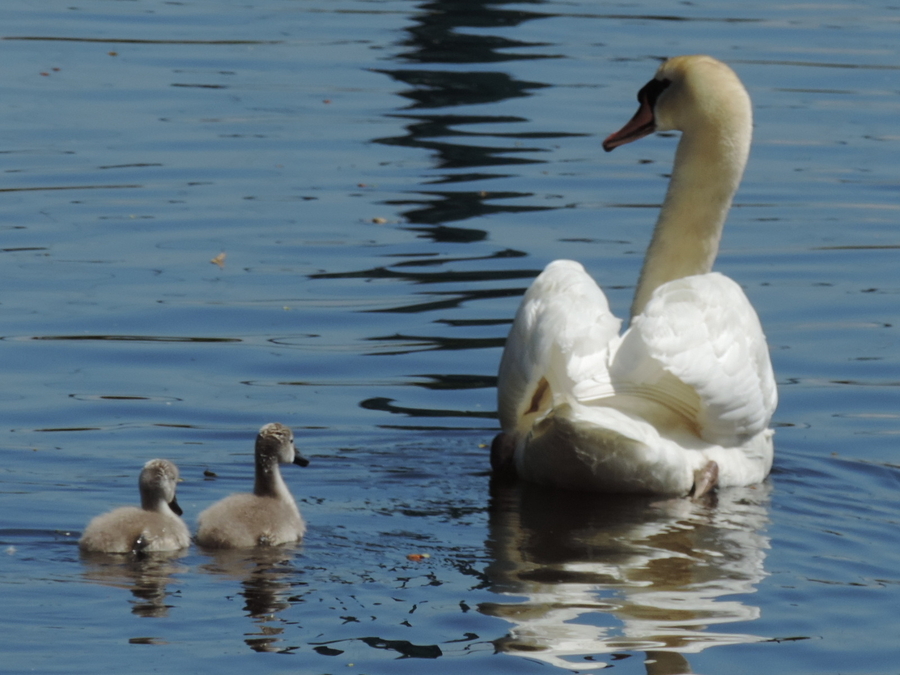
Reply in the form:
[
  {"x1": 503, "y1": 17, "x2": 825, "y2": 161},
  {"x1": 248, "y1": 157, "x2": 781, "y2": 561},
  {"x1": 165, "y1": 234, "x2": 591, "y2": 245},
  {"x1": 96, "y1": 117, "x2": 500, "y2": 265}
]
[
  {"x1": 196, "y1": 423, "x2": 308, "y2": 548},
  {"x1": 79, "y1": 459, "x2": 190, "y2": 553},
  {"x1": 493, "y1": 55, "x2": 777, "y2": 496}
]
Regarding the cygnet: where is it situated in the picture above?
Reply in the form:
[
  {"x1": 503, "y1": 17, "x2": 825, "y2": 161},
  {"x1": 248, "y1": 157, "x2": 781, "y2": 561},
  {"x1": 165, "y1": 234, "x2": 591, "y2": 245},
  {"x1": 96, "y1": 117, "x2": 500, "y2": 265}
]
[
  {"x1": 195, "y1": 423, "x2": 309, "y2": 548},
  {"x1": 79, "y1": 459, "x2": 190, "y2": 554}
]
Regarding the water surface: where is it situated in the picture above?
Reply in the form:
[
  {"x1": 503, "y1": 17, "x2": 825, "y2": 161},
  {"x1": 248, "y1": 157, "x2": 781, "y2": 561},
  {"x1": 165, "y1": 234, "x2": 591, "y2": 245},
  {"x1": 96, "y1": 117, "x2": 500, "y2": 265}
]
[{"x1": 2, "y1": 1, "x2": 900, "y2": 673}]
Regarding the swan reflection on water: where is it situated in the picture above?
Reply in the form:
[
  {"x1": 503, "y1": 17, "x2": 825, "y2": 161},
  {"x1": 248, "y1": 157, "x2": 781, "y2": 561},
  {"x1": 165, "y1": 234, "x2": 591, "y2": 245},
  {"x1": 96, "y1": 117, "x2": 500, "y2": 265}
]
[
  {"x1": 481, "y1": 481, "x2": 771, "y2": 672},
  {"x1": 80, "y1": 545, "x2": 302, "y2": 652},
  {"x1": 80, "y1": 549, "x2": 188, "y2": 619},
  {"x1": 199, "y1": 546, "x2": 303, "y2": 653}
]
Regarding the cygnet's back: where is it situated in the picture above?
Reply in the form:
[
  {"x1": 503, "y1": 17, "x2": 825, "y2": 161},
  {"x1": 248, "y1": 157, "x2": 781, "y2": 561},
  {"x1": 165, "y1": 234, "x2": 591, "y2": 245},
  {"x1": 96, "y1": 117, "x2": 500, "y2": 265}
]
[
  {"x1": 195, "y1": 423, "x2": 309, "y2": 548},
  {"x1": 79, "y1": 459, "x2": 190, "y2": 554}
]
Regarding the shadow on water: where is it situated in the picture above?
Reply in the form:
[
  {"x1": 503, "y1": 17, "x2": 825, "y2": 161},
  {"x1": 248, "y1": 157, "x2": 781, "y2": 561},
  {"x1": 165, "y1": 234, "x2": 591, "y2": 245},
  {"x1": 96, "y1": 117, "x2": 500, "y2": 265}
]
[{"x1": 482, "y1": 481, "x2": 773, "y2": 672}]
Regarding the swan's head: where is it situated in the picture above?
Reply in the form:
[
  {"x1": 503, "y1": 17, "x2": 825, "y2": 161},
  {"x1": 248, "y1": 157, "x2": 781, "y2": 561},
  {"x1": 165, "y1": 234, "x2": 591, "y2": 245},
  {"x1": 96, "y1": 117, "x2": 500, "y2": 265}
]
[
  {"x1": 603, "y1": 55, "x2": 752, "y2": 151},
  {"x1": 139, "y1": 458, "x2": 183, "y2": 515},
  {"x1": 256, "y1": 422, "x2": 309, "y2": 467}
]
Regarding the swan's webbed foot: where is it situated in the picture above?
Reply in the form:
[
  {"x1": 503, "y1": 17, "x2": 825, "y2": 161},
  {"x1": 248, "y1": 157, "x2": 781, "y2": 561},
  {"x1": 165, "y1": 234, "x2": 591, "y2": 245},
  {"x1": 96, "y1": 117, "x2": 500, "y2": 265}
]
[
  {"x1": 690, "y1": 460, "x2": 719, "y2": 500},
  {"x1": 490, "y1": 432, "x2": 517, "y2": 480}
]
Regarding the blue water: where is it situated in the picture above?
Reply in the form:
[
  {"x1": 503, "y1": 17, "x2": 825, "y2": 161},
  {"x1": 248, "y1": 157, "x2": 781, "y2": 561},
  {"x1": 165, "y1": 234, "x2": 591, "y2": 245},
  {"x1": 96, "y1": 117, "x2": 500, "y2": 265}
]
[{"x1": 2, "y1": 1, "x2": 900, "y2": 673}]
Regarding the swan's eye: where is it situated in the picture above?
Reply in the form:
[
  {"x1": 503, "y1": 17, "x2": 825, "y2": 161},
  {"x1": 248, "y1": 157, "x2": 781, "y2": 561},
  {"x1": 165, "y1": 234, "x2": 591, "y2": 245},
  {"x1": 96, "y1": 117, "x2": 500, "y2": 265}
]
[{"x1": 637, "y1": 78, "x2": 672, "y2": 110}]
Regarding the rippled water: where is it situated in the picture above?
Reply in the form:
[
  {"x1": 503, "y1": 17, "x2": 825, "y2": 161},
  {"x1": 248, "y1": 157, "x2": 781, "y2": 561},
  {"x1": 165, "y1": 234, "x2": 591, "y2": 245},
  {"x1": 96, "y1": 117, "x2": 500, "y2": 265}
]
[{"x1": 2, "y1": 1, "x2": 900, "y2": 673}]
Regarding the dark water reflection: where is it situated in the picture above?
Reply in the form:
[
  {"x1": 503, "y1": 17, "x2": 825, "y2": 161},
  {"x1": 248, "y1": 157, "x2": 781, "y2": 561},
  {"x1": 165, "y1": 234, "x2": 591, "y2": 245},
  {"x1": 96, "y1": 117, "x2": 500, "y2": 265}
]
[
  {"x1": 293, "y1": 0, "x2": 569, "y2": 434},
  {"x1": 318, "y1": 0, "x2": 568, "y2": 417},
  {"x1": 312, "y1": 247, "x2": 533, "y2": 307},
  {"x1": 483, "y1": 482, "x2": 771, "y2": 671},
  {"x1": 199, "y1": 547, "x2": 304, "y2": 653},
  {"x1": 395, "y1": 0, "x2": 554, "y2": 65},
  {"x1": 81, "y1": 550, "x2": 188, "y2": 619},
  {"x1": 373, "y1": 0, "x2": 569, "y2": 237}
]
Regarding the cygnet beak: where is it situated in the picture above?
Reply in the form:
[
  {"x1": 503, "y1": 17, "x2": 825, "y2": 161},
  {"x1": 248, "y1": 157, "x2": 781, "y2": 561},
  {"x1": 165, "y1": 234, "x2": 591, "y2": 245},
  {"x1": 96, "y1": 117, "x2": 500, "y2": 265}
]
[{"x1": 169, "y1": 497, "x2": 184, "y2": 516}]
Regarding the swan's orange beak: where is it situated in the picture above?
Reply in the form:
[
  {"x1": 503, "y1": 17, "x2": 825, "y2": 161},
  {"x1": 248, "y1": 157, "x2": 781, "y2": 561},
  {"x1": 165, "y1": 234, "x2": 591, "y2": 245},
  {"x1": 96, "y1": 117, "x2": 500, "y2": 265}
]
[{"x1": 603, "y1": 95, "x2": 656, "y2": 152}]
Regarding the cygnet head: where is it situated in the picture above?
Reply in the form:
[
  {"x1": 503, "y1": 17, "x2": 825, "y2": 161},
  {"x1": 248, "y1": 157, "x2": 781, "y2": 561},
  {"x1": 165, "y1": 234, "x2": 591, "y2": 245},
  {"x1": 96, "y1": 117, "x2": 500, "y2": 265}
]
[
  {"x1": 256, "y1": 422, "x2": 309, "y2": 467},
  {"x1": 603, "y1": 55, "x2": 752, "y2": 150},
  {"x1": 252, "y1": 423, "x2": 308, "y2": 499},
  {"x1": 139, "y1": 458, "x2": 183, "y2": 515}
]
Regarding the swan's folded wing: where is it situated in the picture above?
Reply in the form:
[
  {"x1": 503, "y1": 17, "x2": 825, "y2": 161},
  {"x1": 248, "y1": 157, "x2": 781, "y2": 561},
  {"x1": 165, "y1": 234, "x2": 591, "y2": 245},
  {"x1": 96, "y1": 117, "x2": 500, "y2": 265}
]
[
  {"x1": 612, "y1": 273, "x2": 777, "y2": 445},
  {"x1": 497, "y1": 260, "x2": 622, "y2": 432}
]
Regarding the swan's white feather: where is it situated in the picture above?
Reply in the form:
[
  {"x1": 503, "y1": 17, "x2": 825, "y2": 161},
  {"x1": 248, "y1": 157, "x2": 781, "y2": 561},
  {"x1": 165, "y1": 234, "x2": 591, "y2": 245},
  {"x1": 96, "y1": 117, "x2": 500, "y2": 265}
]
[
  {"x1": 611, "y1": 272, "x2": 777, "y2": 446},
  {"x1": 498, "y1": 259, "x2": 621, "y2": 434},
  {"x1": 495, "y1": 56, "x2": 777, "y2": 495},
  {"x1": 501, "y1": 265, "x2": 777, "y2": 487}
]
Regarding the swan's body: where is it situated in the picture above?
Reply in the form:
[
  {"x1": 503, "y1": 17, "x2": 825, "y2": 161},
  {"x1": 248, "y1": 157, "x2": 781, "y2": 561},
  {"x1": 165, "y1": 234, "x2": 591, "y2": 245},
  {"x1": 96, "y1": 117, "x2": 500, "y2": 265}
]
[
  {"x1": 79, "y1": 459, "x2": 190, "y2": 554},
  {"x1": 196, "y1": 423, "x2": 308, "y2": 548},
  {"x1": 494, "y1": 56, "x2": 777, "y2": 496}
]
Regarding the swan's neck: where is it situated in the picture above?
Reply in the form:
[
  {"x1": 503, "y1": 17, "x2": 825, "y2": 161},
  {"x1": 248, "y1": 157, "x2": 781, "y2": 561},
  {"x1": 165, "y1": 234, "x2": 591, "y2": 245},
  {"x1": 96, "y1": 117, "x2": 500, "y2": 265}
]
[
  {"x1": 141, "y1": 494, "x2": 167, "y2": 512},
  {"x1": 254, "y1": 455, "x2": 292, "y2": 501},
  {"x1": 630, "y1": 119, "x2": 750, "y2": 318}
]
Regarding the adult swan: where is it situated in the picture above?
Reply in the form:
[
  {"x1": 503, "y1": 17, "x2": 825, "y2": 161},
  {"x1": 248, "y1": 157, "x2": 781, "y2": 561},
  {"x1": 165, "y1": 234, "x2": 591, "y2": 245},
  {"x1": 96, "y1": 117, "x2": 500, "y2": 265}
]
[{"x1": 493, "y1": 56, "x2": 777, "y2": 497}]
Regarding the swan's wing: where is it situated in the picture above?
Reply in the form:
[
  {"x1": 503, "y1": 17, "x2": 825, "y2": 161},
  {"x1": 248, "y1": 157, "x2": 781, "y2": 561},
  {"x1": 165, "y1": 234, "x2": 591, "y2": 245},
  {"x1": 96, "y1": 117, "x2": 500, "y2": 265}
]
[
  {"x1": 498, "y1": 260, "x2": 622, "y2": 433},
  {"x1": 610, "y1": 273, "x2": 777, "y2": 445}
]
